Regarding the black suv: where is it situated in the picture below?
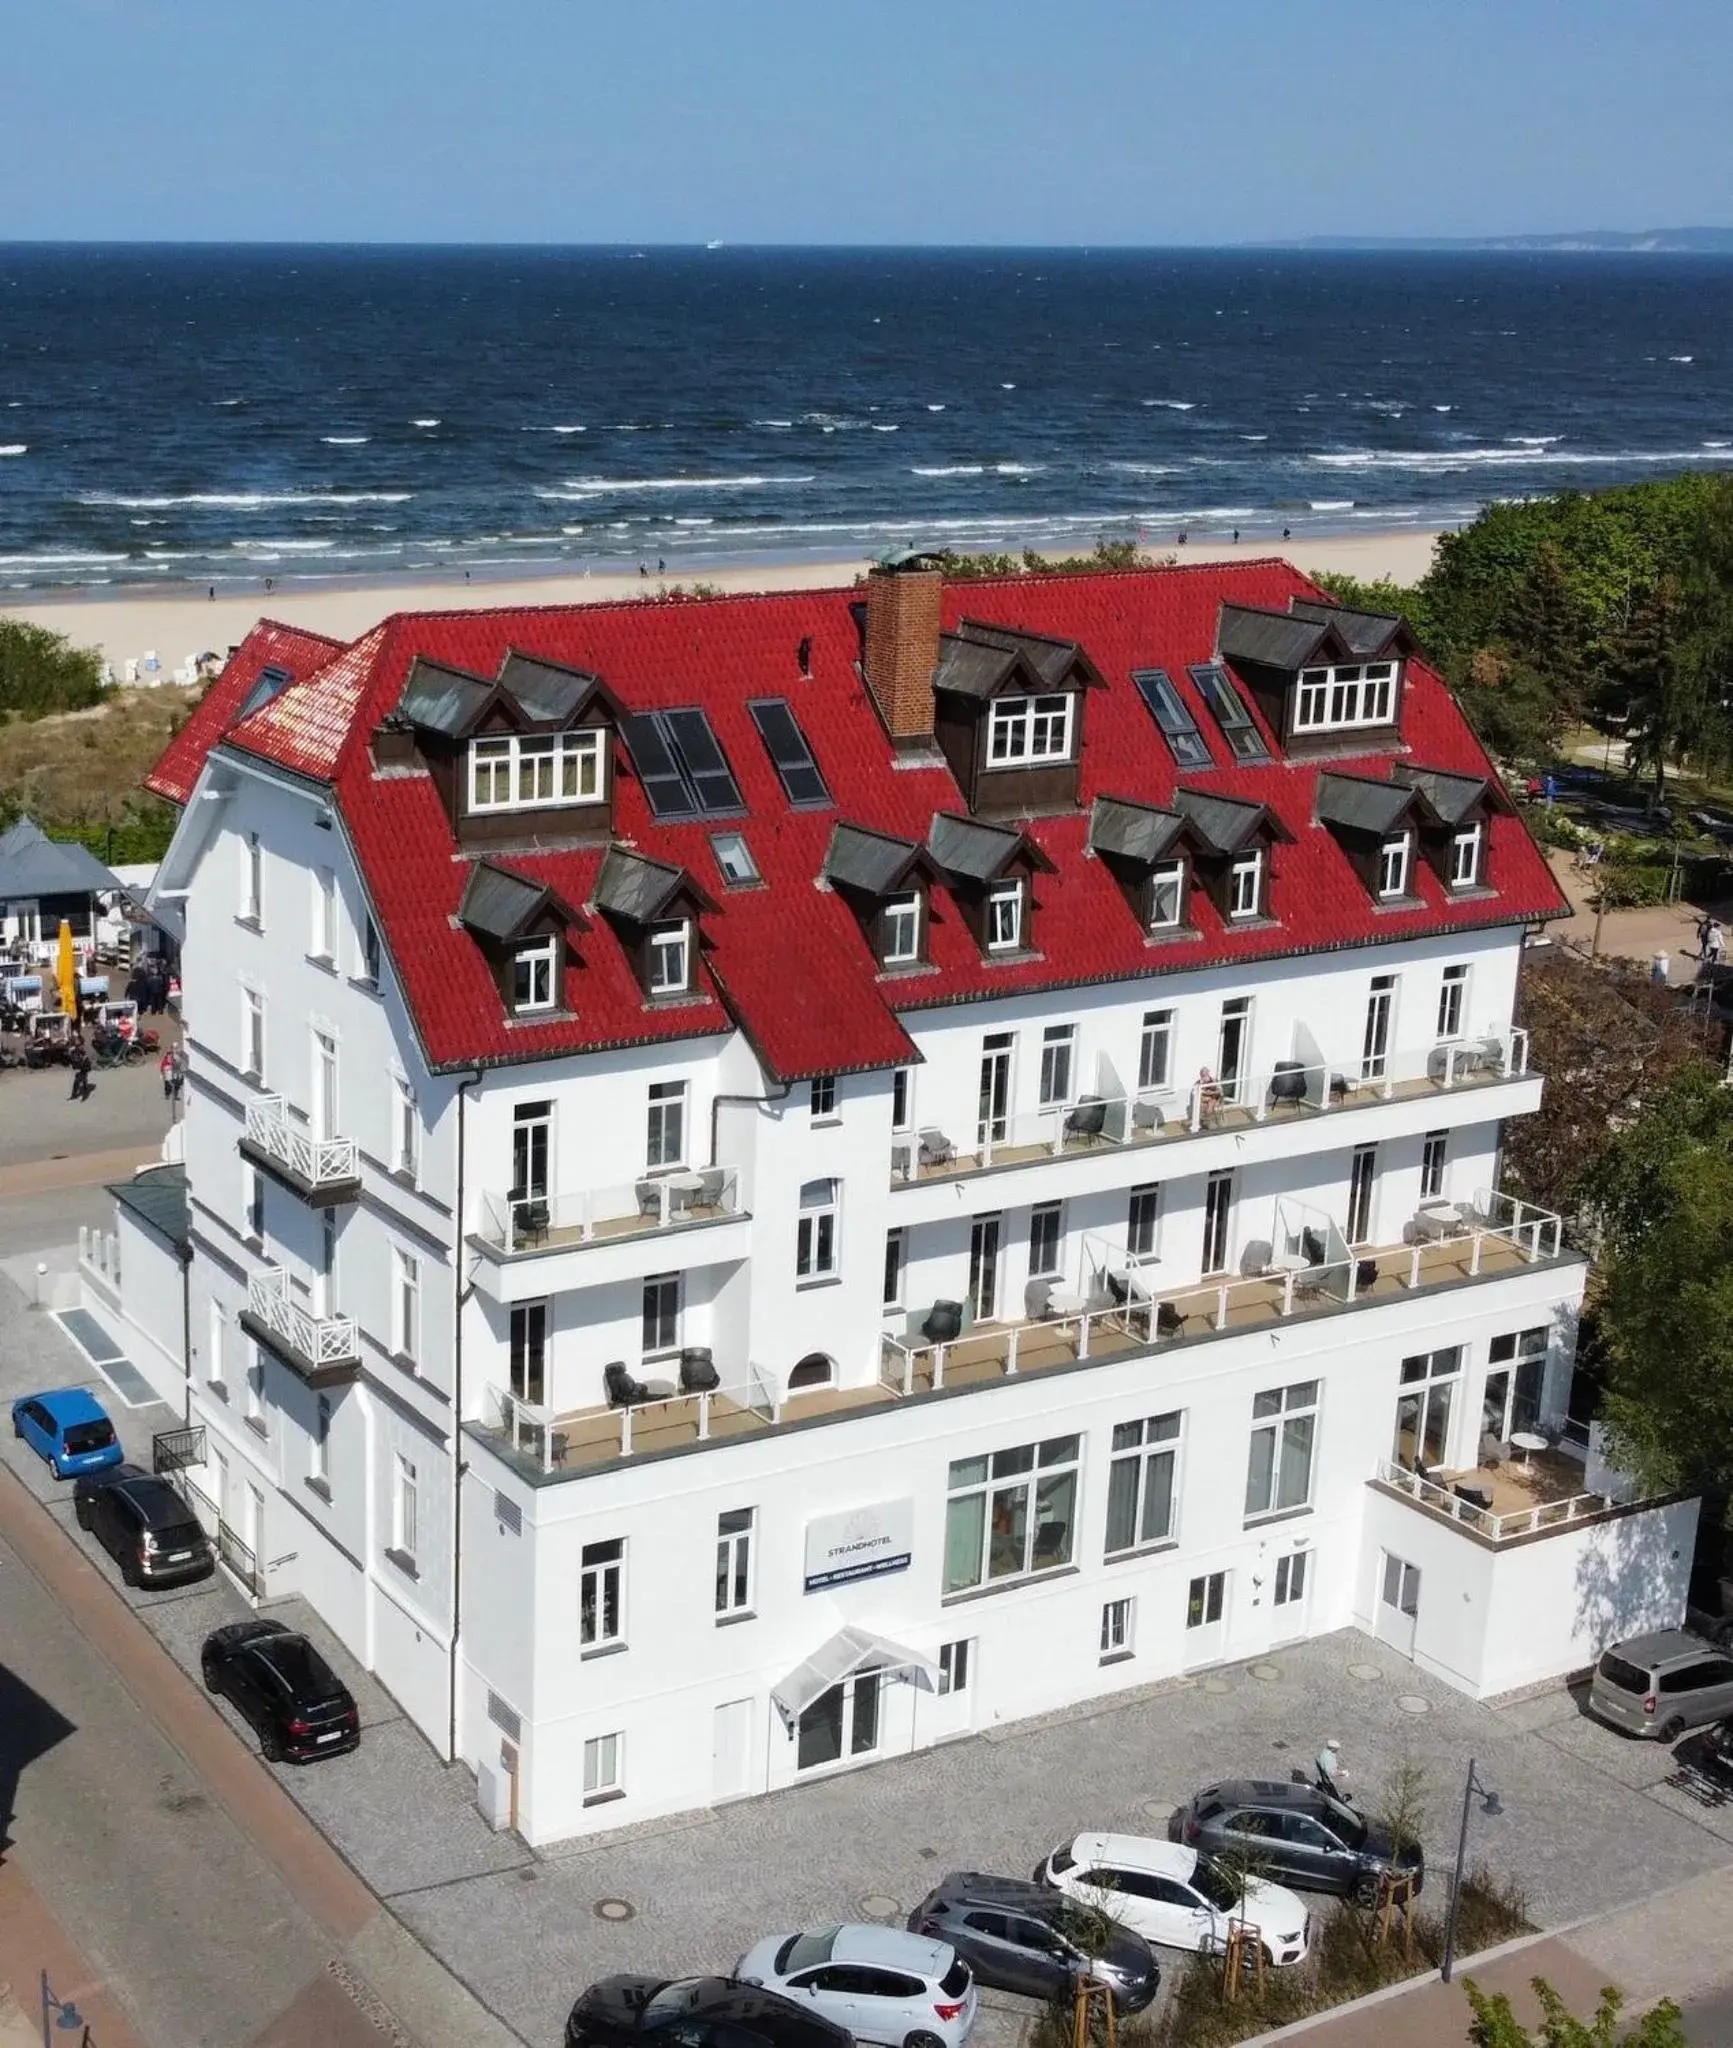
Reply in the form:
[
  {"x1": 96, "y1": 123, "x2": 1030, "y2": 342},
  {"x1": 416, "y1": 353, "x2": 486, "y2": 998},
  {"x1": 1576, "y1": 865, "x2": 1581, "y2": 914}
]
[
  {"x1": 567, "y1": 1976, "x2": 853, "y2": 2048},
  {"x1": 73, "y1": 1463, "x2": 213, "y2": 1587},
  {"x1": 201, "y1": 1619, "x2": 360, "y2": 1764},
  {"x1": 1171, "y1": 1780, "x2": 1424, "y2": 1900},
  {"x1": 906, "y1": 1873, "x2": 1158, "y2": 2011}
]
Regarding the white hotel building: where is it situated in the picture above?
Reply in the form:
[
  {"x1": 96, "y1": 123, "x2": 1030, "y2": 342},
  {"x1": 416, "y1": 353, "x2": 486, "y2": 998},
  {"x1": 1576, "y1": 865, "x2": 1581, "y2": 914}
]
[{"x1": 88, "y1": 559, "x2": 1694, "y2": 1844}]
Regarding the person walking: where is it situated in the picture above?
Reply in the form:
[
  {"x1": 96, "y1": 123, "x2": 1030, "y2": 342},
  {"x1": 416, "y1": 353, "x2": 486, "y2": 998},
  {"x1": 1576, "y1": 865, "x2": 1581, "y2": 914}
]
[
  {"x1": 68, "y1": 1034, "x2": 93, "y2": 1103},
  {"x1": 1708, "y1": 920, "x2": 1725, "y2": 969},
  {"x1": 1316, "y1": 1737, "x2": 1348, "y2": 1800},
  {"x1": 1696, "y1": 912, "x2": 1713, "y2": 959},
  {"x1": 160, "y1": 1046, "x2": 177, "y2": 1099}
]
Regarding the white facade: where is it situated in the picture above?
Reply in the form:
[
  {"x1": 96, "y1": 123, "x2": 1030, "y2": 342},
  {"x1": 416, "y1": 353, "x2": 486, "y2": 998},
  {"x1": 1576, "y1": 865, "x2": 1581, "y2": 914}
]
[{"x1": 94, "y1": 734, "x2": 1697, "y2": 1848}]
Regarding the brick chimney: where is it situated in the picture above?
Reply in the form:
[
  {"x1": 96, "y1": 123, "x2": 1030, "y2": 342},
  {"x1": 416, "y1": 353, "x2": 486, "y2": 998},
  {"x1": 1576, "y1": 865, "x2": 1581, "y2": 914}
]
[{"x1": 863, "y1": 558, "x2": 943, "y2": 740}]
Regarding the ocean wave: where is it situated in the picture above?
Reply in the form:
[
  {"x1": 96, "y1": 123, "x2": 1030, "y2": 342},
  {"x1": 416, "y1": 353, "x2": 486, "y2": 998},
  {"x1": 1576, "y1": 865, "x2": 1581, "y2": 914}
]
[
  {"x1": 1505, "y1": 435, "x2": 1563, "y2": 446},
  {"x1": 911, "y1": 465, "x2": 985, "y2": 478},
  {"x1": 1311, "y1": 446, "x2": 1733, "y2": 472},
  {"x1": 927, "y1": 403, "x2": 946, "y2": 412},
  {"x1": 1142, "y1": 400, "x2": 1196, "y2": 410},
  {"x1": 0, "y1": 550, "x2": 128, "y2": 567},
  {"x1": 0, "y1": 445, "x2": 24, "y2": 457},
  {"x1": 77, "y1": 489, "x2": 414, "y2": 508},
  {"x1": 1432, "y1": 404, "x2": 1453, "y2": 413},
  {"x1": 229, "y1": 537, "x2": 337, "y2": 552},
  {"x1": 412, "y1": 418, "x2": 442, "y2": 428},
  {"x1": 871, "y1": 424, "x2": 899, "y2": 433},
  {"x1": 1105, "y1": 461, "x2": 1184, "y2": 476},
  {"x1": 321, "y1": 435, "x2": 370, "y2": 446},
  {"x1": 1670, "y1": 355, "x2": 1694, "y2": 364},
  {"x1": 536, "y1": 473, "x2": 818, "y2": 497},
  {"x1": 751, "y1": 418, "x2": 794, "y2": 429},
  {"x1": 801, "y1": 412, "x2": 873, "y2": 431},
  {"x1": 550, "y1": 424, "x2": 586, "y2": 434},
  {"x1": 1001, "y1": 382, "x2": 1016, "y2": 390},
  {"x1": 1309, "y1": 499, "x2": 1355, "y2": 512}
]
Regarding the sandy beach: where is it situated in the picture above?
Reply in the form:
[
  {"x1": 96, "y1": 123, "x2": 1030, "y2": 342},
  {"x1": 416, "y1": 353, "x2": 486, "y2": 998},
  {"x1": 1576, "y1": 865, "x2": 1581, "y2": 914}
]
[{"x1": 0, "y1": 528, "x2": 1446, "y2": 670}]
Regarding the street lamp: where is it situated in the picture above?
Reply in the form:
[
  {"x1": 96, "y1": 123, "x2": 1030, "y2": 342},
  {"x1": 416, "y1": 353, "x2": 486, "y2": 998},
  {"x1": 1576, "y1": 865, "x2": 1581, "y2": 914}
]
[
  {"x1": 1441, "y1": 1757, "x2": 1503, "y2": 1983},
  {"x1": 39, "y1": 1968, "x2": 84, "y2": 2033}
]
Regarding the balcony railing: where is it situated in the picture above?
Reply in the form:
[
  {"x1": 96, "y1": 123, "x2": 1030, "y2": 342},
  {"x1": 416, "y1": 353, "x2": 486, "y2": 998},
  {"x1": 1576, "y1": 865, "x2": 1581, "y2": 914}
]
[
  {"x1": 241, "y1": 1094, "x2": 359, "y2": 1201},
  {"x1": 242, "y1": 1266, "x2": 360, "y2": 1386},
  {"x1": 879, "y1": 1185, "x2": 1563, "y2": 1395},
  {"x1": 893, "y1": 1030, "x2": 1530, "y2": 1186},
  {"x1": 1373, "y1": 1456, "x2": 1617, "y2": 1542},
  {"x1": 474, "y1": 1167, "x2": 744, "y2": 1257},
  {"x1": 478, "y1": 1363, "x2": 785, "y2": 1474}
]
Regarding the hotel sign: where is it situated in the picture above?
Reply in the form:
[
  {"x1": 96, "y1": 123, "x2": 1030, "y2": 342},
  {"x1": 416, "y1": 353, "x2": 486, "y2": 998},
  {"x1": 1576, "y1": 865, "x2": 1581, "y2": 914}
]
[{"x1": 803, "y1": 1500, "x2": 914, "y2": 1592}]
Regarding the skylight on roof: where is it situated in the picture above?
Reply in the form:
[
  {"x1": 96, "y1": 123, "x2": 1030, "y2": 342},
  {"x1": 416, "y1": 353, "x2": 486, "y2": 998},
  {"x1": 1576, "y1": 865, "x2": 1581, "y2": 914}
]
[
  {"x1": 1189, "y1": 663, "x2": 1271, "y2": 764},
  {"x1": 1132, "y1": 669, "x2": 1213, "y2": 771},
  {"x1": 620, "y1": 708, "x2": 744, "y2": 819},
  {"x1": 748, "y1": 698, "x2": 832, "y2": 809},
  {"x1": 238, "y1": 665, "x2": 293, "y2": 721},
  {"x1": 710, "y1": 831, "x2": 760, "y2": 887}
]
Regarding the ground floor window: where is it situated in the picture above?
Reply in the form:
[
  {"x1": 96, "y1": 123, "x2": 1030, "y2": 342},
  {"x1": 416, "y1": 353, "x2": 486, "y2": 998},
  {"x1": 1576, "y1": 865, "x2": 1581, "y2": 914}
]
[
  {"x1": 583, "y1": 1731, "x2": 623, "y2": 1803},
  {"x1": 1100, "y1": 1597, "x2": 1135, "y2": 1661},
  {"x1": 797, "y1": 1670, "x2": 880, "y2": 1771},
  {"x1": 938, "y1": 1639, "x2": 971, "y2": 1695},
  {"x1": 1273, "y1": 1549, "x2": 1308, "y2": 1607},
  {"x1": 1187, "y1": 1571, "x2": 1226, "y2": 1628}
]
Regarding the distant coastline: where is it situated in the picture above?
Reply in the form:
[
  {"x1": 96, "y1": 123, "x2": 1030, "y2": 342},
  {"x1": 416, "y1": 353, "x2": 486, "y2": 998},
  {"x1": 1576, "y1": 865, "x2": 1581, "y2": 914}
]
[{"x1": 1269, "y1": 228, "x2": 1733, "y2": 254}]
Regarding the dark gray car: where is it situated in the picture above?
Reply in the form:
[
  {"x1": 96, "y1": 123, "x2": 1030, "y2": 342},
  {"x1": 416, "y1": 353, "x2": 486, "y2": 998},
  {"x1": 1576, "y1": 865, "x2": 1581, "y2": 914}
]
[
  {"x1": 1171, "y1": 1781, "x2": 1424, "y2": 1900},
  {"x1": 906, "y1": 1873, "x2": 1158, "y2": 2011},
  {"x1": 73, "y1": 1461, "x2": 213, "y2": 1587},
  {"x1": 1588, "y1": 1632, "x2": 1733, "y2": 1741}
]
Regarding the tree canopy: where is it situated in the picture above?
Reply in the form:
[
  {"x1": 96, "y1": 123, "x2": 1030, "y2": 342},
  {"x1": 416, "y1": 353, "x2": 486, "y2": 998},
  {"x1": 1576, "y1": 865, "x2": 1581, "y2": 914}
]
[
  {"x1": 0, "y1": 616, "x2": 107, "y2": 719},
  {"x1": 1464, "y1": 1977, "x2": 1685, "y2": 2047}
]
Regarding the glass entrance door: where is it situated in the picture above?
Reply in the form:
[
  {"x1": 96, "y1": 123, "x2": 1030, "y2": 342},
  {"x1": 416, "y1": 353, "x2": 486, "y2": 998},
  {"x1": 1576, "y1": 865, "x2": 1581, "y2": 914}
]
[
  {"x1": 1202, "y1": 1171, "x2": 1233, "y2": 1276},
  {"x1": 1217, "y1": 998, "x2": 1250, "y2": 1106},
  {"x1": 512, "y1": 1102, "x2": 551, "y2": 1201},
  {"x1": 969, "y1": 1215, "x2": 1002, "y2": 1323},
  {"x1": 978, "y1": 1034, "x2": 1013, "y2": 1149},
  {"x1": 1362, "y1": 974, "x2": 1395, "y2": 1082}
]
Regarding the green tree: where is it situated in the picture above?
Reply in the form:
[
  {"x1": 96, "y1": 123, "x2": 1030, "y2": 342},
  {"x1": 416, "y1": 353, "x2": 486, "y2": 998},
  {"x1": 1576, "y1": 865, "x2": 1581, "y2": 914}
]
[
  {"x1": 1464, "y1": 1977, "x2": 1685, "y2": 2047},
  {"x1": 0, "y1": 618, "x2": 106, "y2": 719}
]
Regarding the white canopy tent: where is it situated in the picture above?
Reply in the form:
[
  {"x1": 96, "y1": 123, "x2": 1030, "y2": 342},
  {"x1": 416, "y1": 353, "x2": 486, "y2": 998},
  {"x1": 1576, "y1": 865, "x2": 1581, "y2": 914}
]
[{"x1": 770, "y1": 1625, "x2": 941, "y2": 1731}]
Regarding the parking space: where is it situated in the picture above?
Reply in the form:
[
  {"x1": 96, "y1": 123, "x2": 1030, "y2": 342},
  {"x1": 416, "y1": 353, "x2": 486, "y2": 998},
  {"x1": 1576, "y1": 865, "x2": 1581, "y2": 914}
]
[{"x1": 7, "y1": 1259, "x2": 1733, "y2": 2048}]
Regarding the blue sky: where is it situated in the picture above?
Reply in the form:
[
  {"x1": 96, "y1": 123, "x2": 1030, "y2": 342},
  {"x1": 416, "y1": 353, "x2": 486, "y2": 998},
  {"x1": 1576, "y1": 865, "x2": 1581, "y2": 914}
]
[{"x1": 8, "y1": 0, "x2": 1730, "y2": 243}]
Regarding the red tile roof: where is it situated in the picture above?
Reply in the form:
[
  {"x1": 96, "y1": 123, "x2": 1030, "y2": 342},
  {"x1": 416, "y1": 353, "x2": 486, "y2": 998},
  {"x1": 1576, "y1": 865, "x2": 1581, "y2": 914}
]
[
  {"x1": 144, "y1": 620, "x2": 346, "y2": 804},
  {"x1": 154, "y1": 564, "x2": 1569, "y2": 1078}
]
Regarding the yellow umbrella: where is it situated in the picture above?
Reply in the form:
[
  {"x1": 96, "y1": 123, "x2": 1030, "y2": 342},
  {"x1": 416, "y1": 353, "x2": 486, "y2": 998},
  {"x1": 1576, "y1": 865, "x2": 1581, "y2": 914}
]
[{"x1": 56, "y1": 919, "x2": 76, "y2": 1018}]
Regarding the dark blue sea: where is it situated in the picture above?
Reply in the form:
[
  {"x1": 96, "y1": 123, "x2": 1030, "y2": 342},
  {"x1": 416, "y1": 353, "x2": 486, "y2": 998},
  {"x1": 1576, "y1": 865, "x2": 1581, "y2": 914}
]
[{"x1": 1, "y1": 245, "x2": 1731, "y2": 593}]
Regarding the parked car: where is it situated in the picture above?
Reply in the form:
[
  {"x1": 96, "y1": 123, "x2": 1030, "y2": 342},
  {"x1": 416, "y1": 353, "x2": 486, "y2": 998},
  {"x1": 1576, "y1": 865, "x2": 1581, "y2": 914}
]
[
  {"x1": 905, "y1": 1873, "x2": 1159, "y2": 2012},
  {"x1": 1170, "y1": 1781, "x2": 1424, "y2": 1900},
  {"x1": 736, "y1": 1924, "x2": 975, "y2": 2048},
  {"x1": 1036, "y1": 1832, "x2": 1311, "y2": 1967},
  {"x1": 567, "y1": 1977, "x2": 854, "y2": 2048},
  {"x1": 1680, "y1": 1718, "x2": 1733, "y2": 1791},
  {"x1": 73, "y1": 1462, "x2": 213, "y2": 1587},
  {"x1": 200, "y1": 1619, "x2": 359, "y2": 1764},
  {"x1": 1588, "y1": 1631, "x2": 1733, "y2": 1742},
  {"x1": 11, "y1": 1387, "x2": 123, "y2": 1479}
]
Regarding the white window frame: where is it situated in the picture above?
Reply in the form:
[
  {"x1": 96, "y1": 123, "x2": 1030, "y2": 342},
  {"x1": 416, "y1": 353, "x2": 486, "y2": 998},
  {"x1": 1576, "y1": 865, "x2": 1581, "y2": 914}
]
[
  {"x1": 1273, "y1": 1548, "x2": 1309, "y2": 1608},
  {"x1": 1028, "y1": 1200, "x2": 1064, "y2": 1280},
  {"x1": 512, "y1": 937, "x2": 558, "y2": 1014},
  {"x1": 1245, "y1": 1380, "x2": 1319, "y2": 1521},
  {"x1": 1292, "y1": 661, "x2": 1398, "y2": 734},
  {"x1": 1437, "y1": 963, "x2": 1468, "y2": 1042},
  {"x1": 1377, "y1": 832, "x2": 1411, "y2": 901},
  {"x1": 1105, "y1": 1411, "x2": 1182, "y2": 1555},
  {"x1": 890, "y1": 1067, "x2": 913, "y2": 1133},
  {"x1": 392, "y1": 1247, "x2": 420, "y2": 1359},
  {"x1": 1450, "y1": 823, "x2": 1483, "y2": 889},
  {"x1": 986, "y1": 692, "x2": 1074, "y2": 767},
  {"x1": 312, "y1": 1028, "x2": 339, "y2": 1142},
  {"x1": 245, "y1": 1346, "x2": 265, "y2": 1427},
  {"x1": 715, "y1": 1508, "x2": 755, "y2": 1618},
  {"x1": 393, "y1": 1453, "x2": 418, "y2": 1562},
  {"x1": 580, "y1": 1537, "x2": 626, "y2": 1650},
  {"x1": 583, "y1": 1731, "x2": 624, "y2": 1803},
  {"x1": 648, "y1": 921, "x2": 690, "y2": 996},
  {"x1": 1100, "y1": 1597, "x2": 1135, "y2": 1660},
  {"x1": 241, "y1": 985, "x2": 265, "y2": 1080},
  {"x1": 645, "y1": 1080, "x2": 687, "y2": 1169},
  {"x1": 241, "y1": 832, "x2": 262, "y2": 924},
  {"x1": 359, "y1": 913, "x2": 381, "y2": 986},
  {"x1": 1148, "y1": 860, "x2": 1185, "y2": 931},
  {"x1": 1421, "y1": 1129, "x2": 1448, "y2": 1200},
  {"x1": 206, "y1": 1300, "x2": 225, "y2": 1390},
  {"x1": 711, "y1": 831, "x2": 759, "y2": 887},
  {"x1": 509, "y1": 1299, "x2": 547, "y2": 1405},
  {"x1": 881, "y1": 891, "x2": 922, "y2": 966},
  {"x1": 468, "y1": 730, "x2": 606, "y2": 813},
  {"x1": 641, "y1": 1272, "x2": 681, "y2": 1360},
  {"x1": 943, "y1": 1434, "x2": 1080, "y2": 1594},
  {"x1": 937, "y1": 1639, "x2": 971, "y2": 1695},
  {"x1": 882, "y1": 1226, "x2": 906, "y2": 1311},
  {"x1": 311, "y1": 865, "x2": 337, "y2": 962},
  {"x1": 986, "y1": 880, "x2": 1024, "y2": 953},
  {"x1": 1138, "y1": 1009, "x2": 1174, "y2": 1093},
  {"x1": 1228, "y1": 848, "x2": 1264, "y2": 920},
  {"x1": 244, "y1": 1164, "x2": 265, "y2": 1243},
  {"x1": 796, "y1": 1178, "x2": 839, "y2": 1282},
  {"x1": 1127, "y1": 1182, "x2": 1162, "y2": 1261},
  {"x1": 310, "y1": 1394, "x2": 331, "y2": 1485},
  {"x1": 1038, "y1": 1024, "x2": 1075, "y2": 1109},
  {"x1": 393, "y1": 1075, "x2": 419, "y2": 1180},
  {"x1": 809, "y1": 1073, "x2": 840, "y2": 1120}
]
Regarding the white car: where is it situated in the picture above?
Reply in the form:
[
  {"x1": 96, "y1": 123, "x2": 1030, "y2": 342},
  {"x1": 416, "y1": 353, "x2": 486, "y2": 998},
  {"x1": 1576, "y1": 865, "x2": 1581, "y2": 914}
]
[
  {"x1": 1036, "y1": 1831, "x2": 1311, "y2": 1968},
  {"x1": 736, "y1": 1924, "x2": 977, "y2": 2048}
]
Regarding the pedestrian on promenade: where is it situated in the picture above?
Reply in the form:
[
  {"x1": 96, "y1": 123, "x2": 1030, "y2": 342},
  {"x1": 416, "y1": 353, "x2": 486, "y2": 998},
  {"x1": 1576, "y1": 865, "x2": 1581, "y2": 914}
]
[
  {"x1": 1316, "y1": 1737, "x2": 1348, "y2": 1800},
  {"x1": 68, "y1": 1036, "x2": 93, "y2": 1103},
  {"x1": 160, "y1": 1047, "x2": 177, "y2": 1098},
  {"x1": 1708, "y1": 920, "x2": 1725, "y2": 969}
]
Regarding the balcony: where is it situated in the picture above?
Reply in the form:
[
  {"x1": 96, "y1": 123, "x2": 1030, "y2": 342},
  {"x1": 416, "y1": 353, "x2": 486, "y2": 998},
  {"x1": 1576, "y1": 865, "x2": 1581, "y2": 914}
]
[
  {"x1": 468, "y1": 1170, "x2": 752, "y2": 1302},
  {"x1": 468, "y1": 1186, "x2": 1575, "y2": 1486},
  {"x1": 239, "y1": 1094, "x2": 360, "y2": 1206},
  {"x1": 1370, "y1": 1451, "x2": 1621, "y2": 1543},
  {"x1": 239, "y1": 1267, "x2": 361, "y2": 1388},
  {"x1": 893, "y1": 1030, "x2": 1532, "y2": 1193}
]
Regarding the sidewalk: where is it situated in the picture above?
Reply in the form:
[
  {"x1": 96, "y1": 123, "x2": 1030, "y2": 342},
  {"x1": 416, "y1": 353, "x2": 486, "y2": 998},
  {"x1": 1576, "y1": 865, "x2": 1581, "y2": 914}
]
[
  {"x1": 1253, "y1": 1865, "x2": 1733, "y2": 2043},
  {"x1": 0, "y1": 1859, "x2": 145, "y2": 2048}
]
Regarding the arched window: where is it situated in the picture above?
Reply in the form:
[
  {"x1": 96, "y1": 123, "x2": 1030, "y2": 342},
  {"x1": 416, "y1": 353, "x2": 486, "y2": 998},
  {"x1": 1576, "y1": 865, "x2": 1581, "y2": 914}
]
[{"x1": 789, "y1": 1352, "x2": 834, "y2": 1391}]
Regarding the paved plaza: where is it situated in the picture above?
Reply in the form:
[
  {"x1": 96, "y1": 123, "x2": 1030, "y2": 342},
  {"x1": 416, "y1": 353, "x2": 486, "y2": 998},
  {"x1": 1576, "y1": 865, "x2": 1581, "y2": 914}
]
[{"x1": 6, "y1": 1255, "x2": 1733, "y2": 2047}]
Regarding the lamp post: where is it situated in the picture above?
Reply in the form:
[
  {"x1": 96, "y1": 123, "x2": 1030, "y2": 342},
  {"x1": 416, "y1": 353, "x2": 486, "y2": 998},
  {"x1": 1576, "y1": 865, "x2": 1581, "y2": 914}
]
[{"x1": 1441, "y1": 1757, "x2": 1503, "y2": 1983}]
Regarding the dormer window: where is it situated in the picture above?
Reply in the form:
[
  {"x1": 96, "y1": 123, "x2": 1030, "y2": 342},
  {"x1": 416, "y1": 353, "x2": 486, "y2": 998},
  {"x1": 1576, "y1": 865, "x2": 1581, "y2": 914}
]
[
  {"x1": 987, "y1": 693, "x2": 1073, "y2": 767},
  {"x1": 1294, "y1": 662, "x2": 1398, "y2": 735},
  {"x1": 1145, "y1": 860, "x2": 1183, "y2": 930},
  {"x1": 986, "y1": 880, "x2": 1024, "y2": 953},
  {"x1": 468, "y1": 730, "x2": 606, "y2": 813},
  {"x1": 648, "y1": 920, "x2": 691, "y2": 996},
  {"x1": 1228, "y1": 849, "x2": 1265, "y2": 921},
  {"x1": 512, "y1": 937, "x2": 558, "y2": 1013},
  {"x1": 1450, "y1": 824, "x2": 1483, "y2": 889},
  {"x1": 881, "y1": 891, "x2": 924, "y2": 966},
  {"x1": 1377, "y1": 832, "x2": 1411, "y2": 901}
]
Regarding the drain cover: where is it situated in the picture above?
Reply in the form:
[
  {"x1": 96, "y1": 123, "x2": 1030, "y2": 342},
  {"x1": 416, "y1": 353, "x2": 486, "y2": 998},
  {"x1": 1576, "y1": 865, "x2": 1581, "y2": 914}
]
[
  {"x1": 1140, "y1": 1796, "x2": 1170, "y2": 1821},
  {"x1": 595, "y1": 1898, "x2": 636, "y2": 1922},
  {"x1": 1202, "y1": 1676, "x2": 1231, "y2": 1694},
  {"x1": 1396, "y1": 1694, "x2": 1432, "y2": 1716},
  {"x1": 1251, "y1": 1662, "x2": 1281, "y2": 1682},
  {"x1": 1348, "y1": 1663, "x2": 1384, "y2": 1681},
  {"x1": 859, "y1": 1894, "x2": 901, "y2": 1920}
]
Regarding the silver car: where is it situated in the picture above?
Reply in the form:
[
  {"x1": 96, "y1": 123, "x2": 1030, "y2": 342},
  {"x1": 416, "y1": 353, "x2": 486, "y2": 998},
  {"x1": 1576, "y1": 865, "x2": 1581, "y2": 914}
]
[
  {"x1": 736, "y1": 1925, "x2": 976, "y2": 2048},
  {"x1": 1588, "y1": 1631, "x2": 1733, "y2": 1741}
]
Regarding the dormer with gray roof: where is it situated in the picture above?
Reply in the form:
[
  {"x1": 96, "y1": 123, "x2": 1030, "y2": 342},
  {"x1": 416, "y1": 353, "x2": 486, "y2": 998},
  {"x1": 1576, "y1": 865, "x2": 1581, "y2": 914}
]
[
  {"x1": 929, "y1": 618, "x2": 1106, "y2": 820},
  {"x1": 1216, "y1": 597, "x2": 1416, "y2": 756}
]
